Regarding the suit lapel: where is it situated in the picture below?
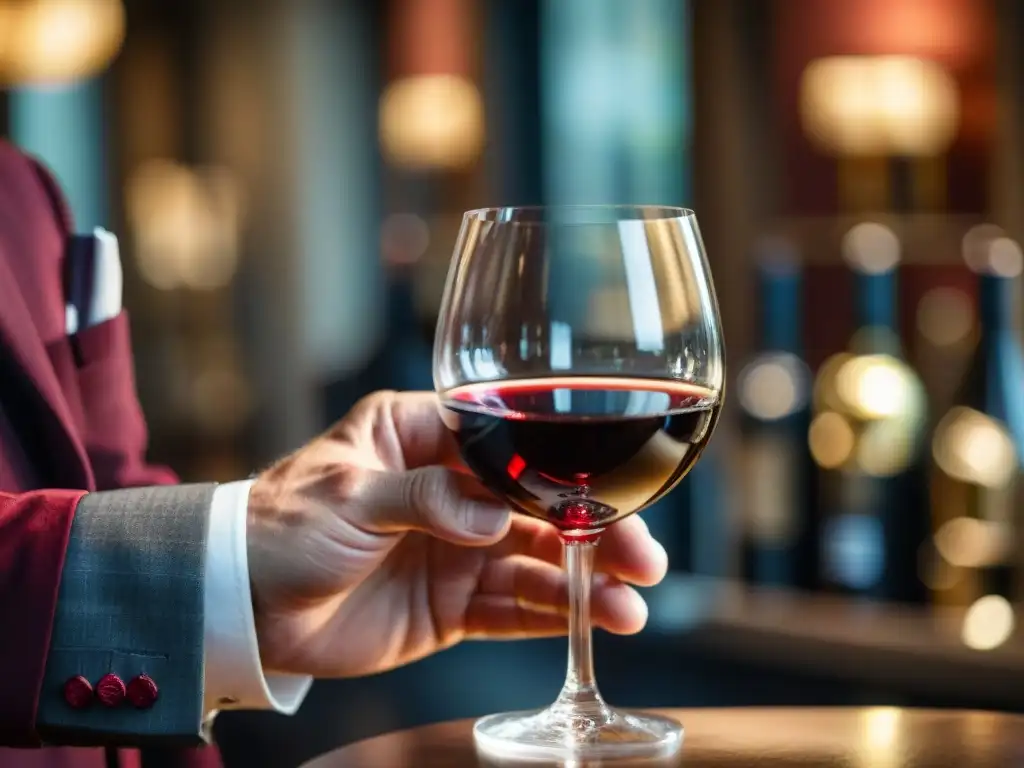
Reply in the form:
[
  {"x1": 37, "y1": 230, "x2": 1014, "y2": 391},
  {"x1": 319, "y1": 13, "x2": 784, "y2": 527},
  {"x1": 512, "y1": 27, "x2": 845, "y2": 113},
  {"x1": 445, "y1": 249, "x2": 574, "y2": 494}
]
[{"x1": 0, "y1": 252, "x2": 92, "y2": 489}]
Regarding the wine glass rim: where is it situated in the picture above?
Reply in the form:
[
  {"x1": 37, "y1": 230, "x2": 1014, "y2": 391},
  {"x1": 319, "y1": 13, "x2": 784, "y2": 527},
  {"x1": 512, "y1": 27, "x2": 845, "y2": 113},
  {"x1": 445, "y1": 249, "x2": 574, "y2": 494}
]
[{"x1": 462, "y1": 204, "x2": 696, "y2": 224}]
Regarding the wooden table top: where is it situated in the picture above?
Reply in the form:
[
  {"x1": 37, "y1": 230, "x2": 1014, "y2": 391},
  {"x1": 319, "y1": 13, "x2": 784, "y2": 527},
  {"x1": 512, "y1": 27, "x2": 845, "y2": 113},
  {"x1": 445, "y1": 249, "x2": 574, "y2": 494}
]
[{"x1": 301, "y1": 707, "x2": 1024, "y2": 768}]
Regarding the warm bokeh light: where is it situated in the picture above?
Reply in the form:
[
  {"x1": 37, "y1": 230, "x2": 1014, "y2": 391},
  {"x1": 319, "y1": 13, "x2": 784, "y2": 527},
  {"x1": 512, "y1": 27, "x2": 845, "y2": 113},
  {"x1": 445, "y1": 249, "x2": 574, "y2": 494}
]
[
  {"x1": 856, "y1": 420, "x2": 916, "y2": 477},
  {"x1": 125, "y1": 159, "x2": 244, "y2": 291},
  {"x1": 983, "y1": 237, "x2": 1024, "y2": 278},
  {"x1": 933, "y1": 406, "x2": 1017, "y2": 488},
  {"x1": 861, "y1": 706, "x2": 902, "y2": 768},
  {"x1": 800, "y1": 55, "x2": 959, "y2": 157},
  {"x1": 962, "y1": 594, "x2": 1015, "y2": 651},
  {"x1": 836, "y1": 355, "x2": 910, "y2": 420},
  {"x1": 961, "y1": 224, "x2": 1005, "y2": 273},
  {"x1": 809, "y1": 411, "x2": 856, "y2": 469},
  {"x1": 842, "y1": 222, "x2": 901, "y2": 275},
  {"x1": 916, "y1": 287, "x2": 974, "y2": 347},
  {"x1": 738, "y1": 352, "x2": 810, "y2": 421},
  {"x1": 0, "y1": 0, "x2": 125, "y2": 84},
  {"x1": 814, "y1": 353, "x2": 853, "y2": 413},
  {"x1": 379, "y1": 74, "x2": 484, "y2": 170},
  {"x1": 933, "y1": 516, "x2": 1010, "y2": 570},
  {"x1": 812, "y1": 351, "x2": 926, "y2": 476}
]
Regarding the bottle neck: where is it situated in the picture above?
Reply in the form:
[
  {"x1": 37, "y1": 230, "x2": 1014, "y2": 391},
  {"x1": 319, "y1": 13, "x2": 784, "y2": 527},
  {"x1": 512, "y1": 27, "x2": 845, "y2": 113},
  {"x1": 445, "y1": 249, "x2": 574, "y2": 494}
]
[
  {"x1": 977, "y1": 274, "x2": 1014, "y2": 338},
  {"x1": 856, "y1": 271, "x2": 897, "y2": 330},
  {"x1": 760, "y1": 270, "x2": 801, "y2": 353}
]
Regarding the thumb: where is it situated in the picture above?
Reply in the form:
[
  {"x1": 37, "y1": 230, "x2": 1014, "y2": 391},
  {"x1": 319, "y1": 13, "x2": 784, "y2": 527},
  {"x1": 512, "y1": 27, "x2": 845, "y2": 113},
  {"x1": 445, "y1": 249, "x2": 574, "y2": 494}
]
[{"x1": 355, "y1": 466, "x2": 511, "y2": 545}]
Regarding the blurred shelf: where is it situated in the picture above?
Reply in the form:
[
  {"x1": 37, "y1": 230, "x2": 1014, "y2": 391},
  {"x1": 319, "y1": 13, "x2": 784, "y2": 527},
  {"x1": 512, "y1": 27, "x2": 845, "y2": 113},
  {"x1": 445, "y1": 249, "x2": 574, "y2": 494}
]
[
  {"x1": 771, "y1": 214, "x2": 987, "y2": 265},
  {"x1": 646, "y1": 574, "x2": 1024, "y2": 707}
]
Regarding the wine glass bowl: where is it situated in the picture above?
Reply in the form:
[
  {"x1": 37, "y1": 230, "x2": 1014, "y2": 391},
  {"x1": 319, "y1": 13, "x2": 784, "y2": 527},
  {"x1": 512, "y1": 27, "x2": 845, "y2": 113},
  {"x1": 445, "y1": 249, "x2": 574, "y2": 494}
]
[
  {"x1": 441, "y1": 378, "x2": 719, "y2": 535},
  {"x1": 433, "y1": 205, "x2": 725, "y2": 760}
]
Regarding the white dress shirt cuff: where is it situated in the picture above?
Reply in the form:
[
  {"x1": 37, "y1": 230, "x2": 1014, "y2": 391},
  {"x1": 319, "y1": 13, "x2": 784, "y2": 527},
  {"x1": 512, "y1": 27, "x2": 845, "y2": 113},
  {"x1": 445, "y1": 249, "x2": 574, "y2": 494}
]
[{"x1": 203, "y1": 479, "x2": 313, "y2": 715}]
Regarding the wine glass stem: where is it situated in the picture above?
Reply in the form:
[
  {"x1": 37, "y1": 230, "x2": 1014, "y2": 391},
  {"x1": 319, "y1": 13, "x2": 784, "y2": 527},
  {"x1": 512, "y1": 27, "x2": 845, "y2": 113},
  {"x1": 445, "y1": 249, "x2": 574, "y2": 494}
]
[{"x1": 555, "y1": 536, "x2": 607, "y2": 715}]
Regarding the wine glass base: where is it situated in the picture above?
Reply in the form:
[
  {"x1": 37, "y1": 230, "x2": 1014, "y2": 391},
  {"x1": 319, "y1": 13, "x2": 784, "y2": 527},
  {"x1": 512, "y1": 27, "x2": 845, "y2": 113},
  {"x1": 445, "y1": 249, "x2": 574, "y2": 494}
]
[{"x1": 473, "y1": 706, "x2": 684, "y2": 761}]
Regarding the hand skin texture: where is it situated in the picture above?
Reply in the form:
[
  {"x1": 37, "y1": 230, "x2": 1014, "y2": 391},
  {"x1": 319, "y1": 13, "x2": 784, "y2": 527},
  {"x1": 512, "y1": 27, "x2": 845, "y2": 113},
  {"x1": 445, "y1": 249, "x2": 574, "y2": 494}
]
[{"x1": 246, "y1": 391, "x2": 669, "y2": 678}]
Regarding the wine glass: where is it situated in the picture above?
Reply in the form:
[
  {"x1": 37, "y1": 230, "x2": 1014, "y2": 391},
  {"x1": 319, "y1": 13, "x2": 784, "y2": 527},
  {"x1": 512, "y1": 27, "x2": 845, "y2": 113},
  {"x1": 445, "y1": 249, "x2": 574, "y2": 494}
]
[{"x1": 433, "y1": 205, "x2": 725, "y2": 760}]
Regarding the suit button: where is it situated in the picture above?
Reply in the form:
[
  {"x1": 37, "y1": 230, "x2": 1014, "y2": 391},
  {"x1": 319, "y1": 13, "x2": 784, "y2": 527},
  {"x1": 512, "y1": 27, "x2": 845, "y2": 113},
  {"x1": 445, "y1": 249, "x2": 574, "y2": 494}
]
[
  {"x1": 126, "y1": 674, "x2": 159, "y2": 709},
  {"x1": 95, "y1": 673, "x2": 126, "y2": 707},
  {"x1": 63, "y1": 675, "x2": 93, "y2": 709}
]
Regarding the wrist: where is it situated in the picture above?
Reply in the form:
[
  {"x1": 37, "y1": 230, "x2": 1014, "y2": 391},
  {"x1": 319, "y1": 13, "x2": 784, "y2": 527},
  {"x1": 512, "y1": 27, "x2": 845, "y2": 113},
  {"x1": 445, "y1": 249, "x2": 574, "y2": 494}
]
[{"x1": 246, "y1": 475, "x2": 276, "y2": 662}]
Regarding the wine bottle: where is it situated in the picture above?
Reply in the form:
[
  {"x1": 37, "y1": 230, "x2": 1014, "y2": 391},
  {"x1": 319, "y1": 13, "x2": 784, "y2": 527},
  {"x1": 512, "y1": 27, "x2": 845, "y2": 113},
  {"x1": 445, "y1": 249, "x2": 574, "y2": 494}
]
[
  {"x1": 810, "y1": 222, "x2": 929, "y2": 602},
  {"x1": 737, "y1": 237, "x2": 816, "y2": 588},
  {"x1": 928, "y1": 235, "x2": 1024, "y2": 647}
]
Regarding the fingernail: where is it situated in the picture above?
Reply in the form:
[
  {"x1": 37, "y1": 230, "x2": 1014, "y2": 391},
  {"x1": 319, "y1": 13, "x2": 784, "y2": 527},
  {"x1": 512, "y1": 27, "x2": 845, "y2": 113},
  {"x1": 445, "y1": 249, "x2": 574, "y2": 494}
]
[
  {"x1": 469, "y1": 506, "x2": 509, "y2": 536},
  {"x1": 626, "y1": 588, "x2": 649, "y2": 622},
  {"x1": 653, "y1": 538, "x2": 669, "y2": 570}
]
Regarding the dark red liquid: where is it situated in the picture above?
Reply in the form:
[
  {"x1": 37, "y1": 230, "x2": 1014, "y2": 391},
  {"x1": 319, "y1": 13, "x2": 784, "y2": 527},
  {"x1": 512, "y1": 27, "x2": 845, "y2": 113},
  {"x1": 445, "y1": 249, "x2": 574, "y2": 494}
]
[{"x1": 441, "y1": 377, "x2": 721, "y2": 532}]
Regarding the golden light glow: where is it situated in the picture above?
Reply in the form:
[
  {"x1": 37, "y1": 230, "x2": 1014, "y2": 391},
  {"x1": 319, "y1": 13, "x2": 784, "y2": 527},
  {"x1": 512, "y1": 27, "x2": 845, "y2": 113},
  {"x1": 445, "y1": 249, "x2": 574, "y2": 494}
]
[
  {"x1": 813, "y1": 351, "x2": 926, "y2": 477},
  {"x1": 933, "y1": 517, "x2": 1010, "y2": 570},
  {"x1": 809, "y1": 411, "x2": 855, "y2": 469},
  {"x1": 738, "y1": 353, "x2": 809, "y2": 421},
  {"x1": 856, "y1": 420, "x2": 915, "y2": 477},
  {"x1": 962, "y1": 594, "x2": 1015, "y2": 651},
  {"x1": 379, "y1": 74, "x2": 484, "y2": 170},
  {"x1": 813, "y1": 352, "x2": 853, "y2": 412},
  {"x1": 835, "y1": 355, "x2": 911, "y2": 420},
  {"x1": 862, "y1": 707, "x2": 901, "y2": 749},
  {"x1": 842, "y1": 222, "x2": 900, "y2": 275},
  {"x1": 125, "y1": 159, "x2": 244, "y2": 291},
  {"x1": 860, "y1": 707, "x2": 902, "y2": 768},
  {"x1": 985, "y1": 237, "x2": 1024, "y2": 278},
  {"x1": 962, "y1": 224, "x2": 1005, "y2": 273},
  {"x1": 0, "y1": 0, "x2": 125, "y2": 85},
  {"x1": 800, "y1": 56, "x2": 959, "y2": 158},
  {"x1": 933, "y1": 406, "x2": 1017, "y2": 488}
]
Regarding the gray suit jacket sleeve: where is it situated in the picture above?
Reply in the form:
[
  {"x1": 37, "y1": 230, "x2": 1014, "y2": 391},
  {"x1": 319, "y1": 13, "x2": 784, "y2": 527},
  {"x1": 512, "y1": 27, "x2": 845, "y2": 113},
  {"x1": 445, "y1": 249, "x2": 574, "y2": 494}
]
[{"x1": 36, "y1": 484, "x2": 216, "y2": 747}]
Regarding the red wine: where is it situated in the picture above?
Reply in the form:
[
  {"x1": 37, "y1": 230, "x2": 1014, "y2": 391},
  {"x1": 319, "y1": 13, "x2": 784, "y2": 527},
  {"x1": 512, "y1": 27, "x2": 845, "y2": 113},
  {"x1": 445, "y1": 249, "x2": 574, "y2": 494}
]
[{"x1": 441, "y1": 377, "x2": 721, "y2": 532}]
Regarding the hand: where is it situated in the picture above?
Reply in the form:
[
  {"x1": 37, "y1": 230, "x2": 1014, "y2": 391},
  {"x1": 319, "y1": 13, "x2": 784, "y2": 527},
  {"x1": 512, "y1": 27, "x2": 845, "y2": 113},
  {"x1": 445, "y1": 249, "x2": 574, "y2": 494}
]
[{"x1": 246, "y1": 391, "x2": 669, "y2": 679}]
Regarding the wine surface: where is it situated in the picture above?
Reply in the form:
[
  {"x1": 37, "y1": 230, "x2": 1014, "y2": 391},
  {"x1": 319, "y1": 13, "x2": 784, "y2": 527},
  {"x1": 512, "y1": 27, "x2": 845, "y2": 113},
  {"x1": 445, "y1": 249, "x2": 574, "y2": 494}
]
[{"x1": 441, "y1": 377, "x2": 720, "y2": 532}]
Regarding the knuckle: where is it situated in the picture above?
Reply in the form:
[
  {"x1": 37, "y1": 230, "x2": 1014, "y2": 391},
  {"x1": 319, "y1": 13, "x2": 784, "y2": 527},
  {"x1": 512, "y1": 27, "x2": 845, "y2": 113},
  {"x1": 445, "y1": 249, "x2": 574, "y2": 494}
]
[
  {"x1": 363, "y1": 389, "x2": 398, "y2": 413},
  {"x1": 341, "y1": 390, "x2": 398, "y2": 431},
  {"x1": 330, "y1": 463, "x2": 366, "y2": 501}
]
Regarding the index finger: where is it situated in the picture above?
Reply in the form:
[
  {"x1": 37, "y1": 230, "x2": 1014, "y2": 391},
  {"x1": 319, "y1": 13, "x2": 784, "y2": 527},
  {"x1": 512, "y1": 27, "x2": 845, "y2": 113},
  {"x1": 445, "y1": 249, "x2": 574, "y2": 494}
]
[
  {"x1": 496, "y1": 514, "x2": 669, "y2": 587},
  {"x1": 379, "y1": 390, "x2": 472, "y2": 472}
]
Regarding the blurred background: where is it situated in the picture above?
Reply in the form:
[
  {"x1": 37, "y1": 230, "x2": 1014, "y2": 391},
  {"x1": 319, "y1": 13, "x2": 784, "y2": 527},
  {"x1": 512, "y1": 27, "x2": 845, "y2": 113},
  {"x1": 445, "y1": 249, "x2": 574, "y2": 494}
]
[{"x1": 4, "y1": 0, "x2": 1024, "y2": 764}]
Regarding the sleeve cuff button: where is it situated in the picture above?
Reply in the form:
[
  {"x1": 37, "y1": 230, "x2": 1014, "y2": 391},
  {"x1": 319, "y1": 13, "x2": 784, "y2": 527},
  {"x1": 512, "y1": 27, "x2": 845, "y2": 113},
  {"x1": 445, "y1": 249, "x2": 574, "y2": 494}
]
[
  {"x1": 63, "y1": 675, "x2": 93, "y2": 709},
  {"x1": 127, "y1": 674, "x2": 159, "y2": 709},
  {"x1": 96, "y1": 673, "x2": 126, "y2": 707}
]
